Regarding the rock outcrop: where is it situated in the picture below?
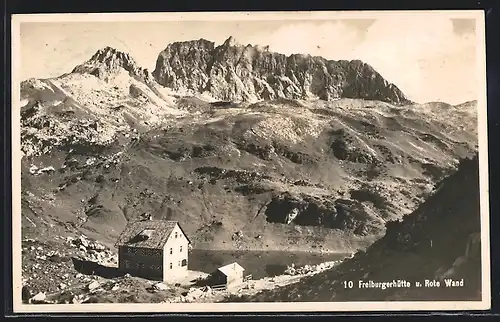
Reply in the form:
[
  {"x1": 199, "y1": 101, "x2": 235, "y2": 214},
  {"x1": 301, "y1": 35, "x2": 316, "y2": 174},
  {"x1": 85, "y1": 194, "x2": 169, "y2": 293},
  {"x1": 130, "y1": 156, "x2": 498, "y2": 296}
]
[
  {"x1": 153, "y1": 36, "x2": 411, "y2": 104},
  {"x1": 264, "y1": 193, "x2": 384, "y2": 236}
]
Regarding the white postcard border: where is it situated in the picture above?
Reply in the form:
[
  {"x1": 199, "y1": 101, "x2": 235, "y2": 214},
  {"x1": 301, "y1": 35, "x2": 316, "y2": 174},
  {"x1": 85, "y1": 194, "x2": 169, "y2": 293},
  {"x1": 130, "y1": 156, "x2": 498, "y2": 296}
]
[{"x1": 11, "y1": 10, "x2": 491, "y2": 313}]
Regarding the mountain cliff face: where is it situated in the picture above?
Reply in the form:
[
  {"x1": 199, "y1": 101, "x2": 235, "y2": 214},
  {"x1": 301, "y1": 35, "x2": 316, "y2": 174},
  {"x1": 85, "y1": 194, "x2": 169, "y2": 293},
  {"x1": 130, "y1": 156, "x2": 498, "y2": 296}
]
[{"x1": 152, "y1": 37, "x2": 411, "y2": 104}]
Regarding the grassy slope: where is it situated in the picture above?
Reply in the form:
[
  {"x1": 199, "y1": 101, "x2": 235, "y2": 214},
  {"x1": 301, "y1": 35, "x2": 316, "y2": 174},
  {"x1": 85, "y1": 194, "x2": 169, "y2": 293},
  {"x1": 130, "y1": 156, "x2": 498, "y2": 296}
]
[{"x1": 21, "y1": 94, "x2": 477, "y2": 251}]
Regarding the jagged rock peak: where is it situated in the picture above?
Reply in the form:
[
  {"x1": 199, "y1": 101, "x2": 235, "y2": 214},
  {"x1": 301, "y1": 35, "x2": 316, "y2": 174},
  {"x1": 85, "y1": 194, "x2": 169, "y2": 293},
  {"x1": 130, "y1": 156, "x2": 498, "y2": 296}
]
[
  {"x1": 91, "y1": 46, "x2": 134, "y2": 62},
  {"x1": 161, "y1": 38, "x2": 216, "y2": 52},
  {"x1": 72, "y1": 46, "x2": 151, "y2": 81},
  {"x1": 222, "y1": 36, "x2": 241, "y2": 47},
  {"x1": 153, "y1": 38, "x2": 412, "y2": 105}
]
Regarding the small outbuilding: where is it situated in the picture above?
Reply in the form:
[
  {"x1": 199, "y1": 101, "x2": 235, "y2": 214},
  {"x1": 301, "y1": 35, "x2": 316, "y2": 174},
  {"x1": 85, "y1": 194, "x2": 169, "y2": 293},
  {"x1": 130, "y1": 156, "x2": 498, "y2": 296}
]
[
  {"x1": 209, "y1": 262, "x2": 245, "y2": 290},
  {"x1": 115, "y1": 219, "x2": 191, "y2": 282}
]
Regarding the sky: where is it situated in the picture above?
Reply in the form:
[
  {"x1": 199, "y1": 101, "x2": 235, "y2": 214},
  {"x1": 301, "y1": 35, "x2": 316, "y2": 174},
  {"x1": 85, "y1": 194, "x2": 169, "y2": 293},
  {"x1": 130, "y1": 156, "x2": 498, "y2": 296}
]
[{"x1": 19, "y1": 15, "x2": 480, "y2": 104}]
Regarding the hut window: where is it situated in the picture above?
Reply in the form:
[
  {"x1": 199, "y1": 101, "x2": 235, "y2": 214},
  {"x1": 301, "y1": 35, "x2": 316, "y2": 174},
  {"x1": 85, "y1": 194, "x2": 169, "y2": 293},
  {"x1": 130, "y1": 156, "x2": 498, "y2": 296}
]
[
  {"x1": 169, "y1": 263, "x2": 172, "y2": 269},
  {"x1": 182, "y1": 259, "x2": 187, "y2": 267},
  {"x1": 180, "y1": 246, "x2": 183, "y2": 252},
  {"x1": 178, "y1": 261, "x2": 181, "y2": 267},
  {"x1": 129, "y1": 229, "x2": 154, "y2": 243},
  {"x1": 175, "y1": 232, "x2": 178, "y2": 238},
  {"x1": 138, "y1": 229, "x2": 154, "y2": 240},
  {"x1": 169, "y1": 248, "x2": 173, "y2": 254}
]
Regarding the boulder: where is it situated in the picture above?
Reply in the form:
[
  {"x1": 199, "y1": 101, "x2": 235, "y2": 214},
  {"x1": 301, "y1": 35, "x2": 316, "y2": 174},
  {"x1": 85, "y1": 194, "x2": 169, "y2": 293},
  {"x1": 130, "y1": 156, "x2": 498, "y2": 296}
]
[
  {"x1": 30, "y1": 292, "x2": 46, "y2": 303},
  {"x1": 153, "y1": 283, "x2": 168, "y2": 291},
  {"x1": 87, "y1": 281, "x2": 101, "y2": 291}
]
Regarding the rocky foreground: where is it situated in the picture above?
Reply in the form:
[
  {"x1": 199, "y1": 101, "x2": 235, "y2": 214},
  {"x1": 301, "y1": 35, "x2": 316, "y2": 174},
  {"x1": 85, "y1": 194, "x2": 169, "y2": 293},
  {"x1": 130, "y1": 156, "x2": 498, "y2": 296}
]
[{"x1": 22, "y1": 233, "x2": 345, "y2": 305}]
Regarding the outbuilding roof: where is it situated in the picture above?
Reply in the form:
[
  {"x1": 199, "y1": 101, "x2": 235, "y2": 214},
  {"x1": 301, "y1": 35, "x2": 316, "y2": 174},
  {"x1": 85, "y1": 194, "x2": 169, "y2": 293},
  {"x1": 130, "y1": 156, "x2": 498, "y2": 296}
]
[
  {"x1": 217, "y1": 262, "x2": 245, "y2": 276},
  {"x1": 114, "y1": 220, "x2": 190, "y2": 249}
]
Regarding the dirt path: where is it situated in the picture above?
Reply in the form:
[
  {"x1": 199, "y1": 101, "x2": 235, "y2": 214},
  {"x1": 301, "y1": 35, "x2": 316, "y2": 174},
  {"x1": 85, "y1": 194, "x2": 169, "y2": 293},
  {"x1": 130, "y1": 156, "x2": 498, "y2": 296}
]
[{"x1": 164, "y1": 261, "x2": 339, "y2": 303}]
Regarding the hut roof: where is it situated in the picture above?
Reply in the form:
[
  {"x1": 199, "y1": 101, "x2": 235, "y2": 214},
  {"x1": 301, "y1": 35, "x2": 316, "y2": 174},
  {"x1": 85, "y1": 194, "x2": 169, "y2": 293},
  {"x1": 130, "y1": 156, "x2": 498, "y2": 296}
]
[
  {"x1": 114, "y1": 220, "x2": 190, "y2": 249},
  {"x1": 217, "y1": 262, "x2": 245, "y2": 276}
]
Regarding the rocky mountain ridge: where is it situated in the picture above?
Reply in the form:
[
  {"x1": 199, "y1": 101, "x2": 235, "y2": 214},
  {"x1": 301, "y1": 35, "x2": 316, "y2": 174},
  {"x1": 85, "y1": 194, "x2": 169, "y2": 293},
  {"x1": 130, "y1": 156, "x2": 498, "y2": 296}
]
[
  {"x1": 153, "y1": 36, "x2": 411, "y2": 104},
  {"x1": 19, "y1": 47, "x2": 189, "y2": 158}
]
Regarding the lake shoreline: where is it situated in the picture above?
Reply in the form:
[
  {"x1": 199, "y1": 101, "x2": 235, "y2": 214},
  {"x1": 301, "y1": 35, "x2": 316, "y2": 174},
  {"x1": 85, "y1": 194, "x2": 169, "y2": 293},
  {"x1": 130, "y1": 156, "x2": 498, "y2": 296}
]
[
  {"x1": 187, "y1": 249, "x2": 352, "y2": 280},
  {"x1": 191, "y1": 247, "x2": 354, "y2": 255},
  {"x1": 165, "y1": 258, "x2": 347, "y2": 303}
]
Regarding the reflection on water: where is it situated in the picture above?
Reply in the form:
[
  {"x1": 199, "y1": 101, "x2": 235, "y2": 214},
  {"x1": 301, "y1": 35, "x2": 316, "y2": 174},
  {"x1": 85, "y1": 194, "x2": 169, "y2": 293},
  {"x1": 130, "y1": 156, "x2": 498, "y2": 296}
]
[
  {"x1": 265, "y1": 264, "x2": 287, "y2": 277},
  {"x1": 188, "y1": 249, "x2": 348, "y2": 279}
]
